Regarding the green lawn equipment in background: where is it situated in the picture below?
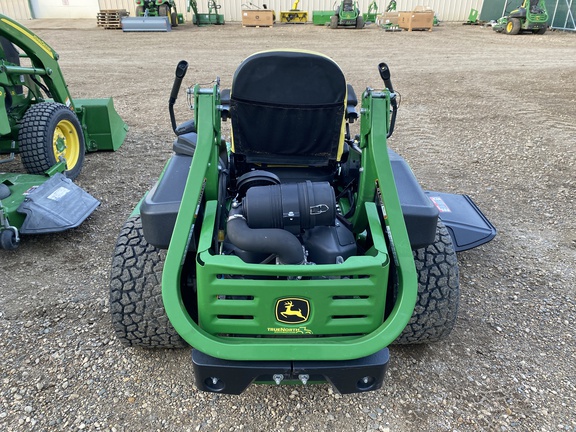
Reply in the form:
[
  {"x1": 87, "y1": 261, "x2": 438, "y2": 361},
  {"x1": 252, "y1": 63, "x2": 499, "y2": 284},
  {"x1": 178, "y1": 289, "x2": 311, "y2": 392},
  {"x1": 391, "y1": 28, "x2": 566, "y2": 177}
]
[
  {"x1": 363, "y1": 1, "x2": 378, "y2": 24},
  {"x1": 330, "y1": 0, "x2": 365, "y2": 29},
  {"x1": 190, "y1": 1, "x2": 225, "y2": 26},
  {"x1": 135, "y1": 0, "x2": 179, "y2": 26},
  {"x1": 0, "y1": 14, "x2": 128, "y2": 249},
  {"x1": 463, "y1": 8, "x2": 482, "y2": 25},
  {"x1": 493, "y1": 0, "x2": 548, "y2": 34},
  {"x1": 121, "y1": 0, "x2": 180, "y2": 31},
  {"x1": 110, "y1": 50, "x2": 496, "y2": 394}
]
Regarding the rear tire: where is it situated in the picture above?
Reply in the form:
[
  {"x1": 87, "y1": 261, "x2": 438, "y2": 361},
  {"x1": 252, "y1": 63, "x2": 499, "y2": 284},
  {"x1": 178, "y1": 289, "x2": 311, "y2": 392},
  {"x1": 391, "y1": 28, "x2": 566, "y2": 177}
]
[
  {"x1": 171, "y1": 11, "x2": 178, "y2": 27},
  {"x1": 18, "y1": 102, "x2": 85, "y2": 180},
  {"x1": 158, "y1": 4, "x2": 169, "y2": 16},
  {"x1": 394, "y1": 220, "x2": 460, "y2": 344},
  {"x1": 356, "y1": 15, "x2": 365, "y2": 29},
  {"x1": 505, "y1": 18, "x2": 521, "y2": 35},
  {"x1": 109, "y1": 215, "x2": 187, "y2": 348},
  {"x1": 330, "y1": 15, "x2": 338, "y2": 29}
]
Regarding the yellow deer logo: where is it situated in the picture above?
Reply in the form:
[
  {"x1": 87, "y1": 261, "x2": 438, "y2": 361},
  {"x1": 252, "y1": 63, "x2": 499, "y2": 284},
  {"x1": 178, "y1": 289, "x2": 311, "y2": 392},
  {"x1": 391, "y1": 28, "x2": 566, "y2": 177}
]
[
  {"x1": 281, "y1": 301, "x2": 306, "y2": 320},
  {"x1": 276, "y1": 298, "x2": 310, "y2": 324}
]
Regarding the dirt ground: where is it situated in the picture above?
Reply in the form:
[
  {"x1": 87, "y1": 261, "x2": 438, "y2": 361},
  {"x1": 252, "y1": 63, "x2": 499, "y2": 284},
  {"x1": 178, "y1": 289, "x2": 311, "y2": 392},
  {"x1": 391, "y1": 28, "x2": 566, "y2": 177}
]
[{"x1": 1, "y1": 18, "x2": 575, "y2": 432}]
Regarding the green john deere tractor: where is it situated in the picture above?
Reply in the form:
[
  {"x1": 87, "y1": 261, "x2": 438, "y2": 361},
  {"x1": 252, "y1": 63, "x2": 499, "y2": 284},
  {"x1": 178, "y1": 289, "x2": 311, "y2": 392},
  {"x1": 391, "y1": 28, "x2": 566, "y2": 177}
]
[
  {"x1": 134, "y1": 0, "x2": 179, "y2": 26},
  {"x1": 493, "y1": 0, "x2": 548, "y2": 34},
  {"x1": 110, "y1": 50, "x2": 496, "y2": 394},
  {"x1": 0, "y1": 14, "x2": 128, "y2": 249},
  {"x1": 330, "y1": 0, "x2": 365, "y2": 29}
]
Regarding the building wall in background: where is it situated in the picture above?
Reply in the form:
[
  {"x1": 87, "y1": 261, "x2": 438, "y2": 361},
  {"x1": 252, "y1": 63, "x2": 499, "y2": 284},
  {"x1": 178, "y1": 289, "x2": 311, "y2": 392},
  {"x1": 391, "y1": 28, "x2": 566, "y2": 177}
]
[
  {"x1": 0, "y1": 0, "x2": 32, "y2": 20},
  {"x1": 30, "y1": 0, "x2": 100, "y2": 18}
]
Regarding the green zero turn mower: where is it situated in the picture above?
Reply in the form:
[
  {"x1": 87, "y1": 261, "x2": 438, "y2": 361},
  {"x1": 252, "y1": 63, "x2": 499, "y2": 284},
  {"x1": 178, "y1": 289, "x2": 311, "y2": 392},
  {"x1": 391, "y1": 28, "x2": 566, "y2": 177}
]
[
  {"x1": 110, "y1": 50, "x2": 496, "y2": 394},
  {"x1": 0, "y1": 14, "x2": 128, "y2": 249},
  {"x1": 330, "y1": 0, "x2": 365, "y2": 29},
  {"x1": 492, "y1": 0, "x2": 548, "y2": 34}
]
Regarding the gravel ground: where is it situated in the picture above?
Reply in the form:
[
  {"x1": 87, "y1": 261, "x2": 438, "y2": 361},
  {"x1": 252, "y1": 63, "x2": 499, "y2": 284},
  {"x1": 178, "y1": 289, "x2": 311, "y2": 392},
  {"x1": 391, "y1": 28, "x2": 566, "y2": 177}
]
[{"x1": 1, "y1": 18, "x2": 575, "y2": 431}]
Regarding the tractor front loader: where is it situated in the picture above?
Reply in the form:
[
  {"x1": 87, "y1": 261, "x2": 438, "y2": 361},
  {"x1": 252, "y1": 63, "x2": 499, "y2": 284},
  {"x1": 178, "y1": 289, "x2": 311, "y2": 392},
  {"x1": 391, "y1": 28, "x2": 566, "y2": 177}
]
[
  {"x1": 110, "y1": 50, "x2": 496, "y2": 394},
  {"x1": 0, "y1": 14, "x2": 128, "y2": 249}
]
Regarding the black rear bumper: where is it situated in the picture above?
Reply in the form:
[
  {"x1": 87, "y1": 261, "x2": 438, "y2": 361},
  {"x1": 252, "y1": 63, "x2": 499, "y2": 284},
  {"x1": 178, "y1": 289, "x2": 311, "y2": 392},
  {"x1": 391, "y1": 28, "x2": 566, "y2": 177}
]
[{"x1": 192, "y1": 348, "x2": 390, "y2": 395}]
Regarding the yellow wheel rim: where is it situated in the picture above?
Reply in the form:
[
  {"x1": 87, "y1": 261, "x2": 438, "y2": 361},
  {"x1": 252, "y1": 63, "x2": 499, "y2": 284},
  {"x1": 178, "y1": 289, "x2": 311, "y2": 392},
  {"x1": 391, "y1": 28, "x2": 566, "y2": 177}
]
[
  {"x1": 506, "y1": 21, "x2": 513, "y2": 33},
  {"x1": 52, "y1": 119, "x2": 80, "y2": 170}
]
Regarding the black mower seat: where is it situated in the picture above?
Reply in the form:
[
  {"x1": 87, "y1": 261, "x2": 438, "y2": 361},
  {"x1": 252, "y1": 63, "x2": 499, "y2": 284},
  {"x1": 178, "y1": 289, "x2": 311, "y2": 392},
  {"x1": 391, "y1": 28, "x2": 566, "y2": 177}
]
[{"x1": 230, "y1": 50, "x2": 348, "y2": 167}]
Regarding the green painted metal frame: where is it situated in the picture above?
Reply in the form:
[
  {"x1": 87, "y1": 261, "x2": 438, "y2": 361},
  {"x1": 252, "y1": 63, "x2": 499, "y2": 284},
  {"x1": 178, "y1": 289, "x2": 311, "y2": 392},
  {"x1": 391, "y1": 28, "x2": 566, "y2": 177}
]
[{"x1": 161, "y1": 80, "x2": 417, "y2": 362}]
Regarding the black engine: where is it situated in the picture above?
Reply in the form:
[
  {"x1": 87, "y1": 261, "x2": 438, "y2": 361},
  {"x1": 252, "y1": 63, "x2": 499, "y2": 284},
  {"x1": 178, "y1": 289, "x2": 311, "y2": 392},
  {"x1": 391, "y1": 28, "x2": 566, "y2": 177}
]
[{"x1": 224, "y1": 171, "x2": 356, "y2": 265}]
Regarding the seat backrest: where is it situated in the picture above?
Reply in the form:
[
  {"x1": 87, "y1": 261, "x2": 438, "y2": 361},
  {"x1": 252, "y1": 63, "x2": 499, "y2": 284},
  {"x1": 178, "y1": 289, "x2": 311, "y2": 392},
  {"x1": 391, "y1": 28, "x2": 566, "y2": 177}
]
[{"x1": 230, "y1": 50, "x2": 347, "y2": 167}]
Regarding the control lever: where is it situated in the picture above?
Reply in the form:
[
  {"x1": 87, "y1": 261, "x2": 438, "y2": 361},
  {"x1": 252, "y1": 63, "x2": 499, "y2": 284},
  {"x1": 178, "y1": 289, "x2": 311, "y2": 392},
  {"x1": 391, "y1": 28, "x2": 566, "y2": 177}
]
[
  {"x1": 378, "y1": 62, "x2": 394, "y2": 92},
  {"x1": 377, "y1": 62, "x2": 397, "y2": 138},
  {"x1": 169, "y1": 60, "x2": 189, "y2": 134}
]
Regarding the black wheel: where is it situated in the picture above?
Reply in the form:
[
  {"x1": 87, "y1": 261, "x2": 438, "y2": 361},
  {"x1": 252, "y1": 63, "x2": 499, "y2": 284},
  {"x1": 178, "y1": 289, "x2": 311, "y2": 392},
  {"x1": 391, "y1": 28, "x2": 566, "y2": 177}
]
[
  {"x1": 18, "y1": 102, "x2": 85, "y2": 180},
  {"x1": 356, "y1": 15, "x2": 365, "y2": 29},
  {"x1": 394, "y1": 220, "x2": 460, "y2": 344},
  {"x1": 0, "y1": 229, "x2": 19, "y2": 250},
  {"x1": 505, "y1": 18, "x2": 521, "y2": 35},
  {"x1": 109, "y1": 215, "x2": 187, "y2": 348},
  {"x1": 171, "y1": 11, "x2": 178, "y2": 27},
  {"x1": 135, "y1": 6, "x2": 144, "y2": 16},
  {"x1": 158, "y1": 4, "x2": 169, "y2": 16},
  {"x1": 330, "y1": 15, "x2": 338, "y2": 29}
]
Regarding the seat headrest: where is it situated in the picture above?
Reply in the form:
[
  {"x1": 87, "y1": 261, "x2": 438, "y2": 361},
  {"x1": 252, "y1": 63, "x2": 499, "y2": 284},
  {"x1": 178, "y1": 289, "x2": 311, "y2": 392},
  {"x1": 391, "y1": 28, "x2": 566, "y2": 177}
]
[{"x1": 231, "y1": 50, "x2": 347, "y2": 105}]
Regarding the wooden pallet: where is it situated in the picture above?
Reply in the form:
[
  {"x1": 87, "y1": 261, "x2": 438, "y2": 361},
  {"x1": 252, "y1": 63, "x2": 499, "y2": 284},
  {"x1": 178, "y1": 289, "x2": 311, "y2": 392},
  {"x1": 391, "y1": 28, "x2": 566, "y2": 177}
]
[{"x1": 97, "y1": 9, "x2": 129, "y2": 29}]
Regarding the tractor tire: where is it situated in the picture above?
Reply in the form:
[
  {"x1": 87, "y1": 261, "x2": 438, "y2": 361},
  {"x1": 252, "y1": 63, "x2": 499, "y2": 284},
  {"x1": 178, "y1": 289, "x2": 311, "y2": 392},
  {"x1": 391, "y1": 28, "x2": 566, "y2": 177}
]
[
  {"x1": 356, "y1": 15, "x2": 365, "y2": 29},
  {"x1": 505, "y1": 18, "x2": 521, "y2": 35},
  {"x1": 135, "y1": 5, "x2": 144, "y2": 16},
  {"x1": 18, "y1": 102, "x2": 85, "y2": 180},
  {"x1": 394, "y1": 220, "x2": 460, "y2": 345},
  {"x1": 158, "y1": 4, "x2": 169, "y2": 16},
  {"x1": 109, "y1": 215, "x2": 187, "y2": 349},
  {"x1": 171, "y1": 11, "x2": 178, "y2": 27},
  {"x1": 330, "y1": 15, "x2": 338, "y2": 29}
]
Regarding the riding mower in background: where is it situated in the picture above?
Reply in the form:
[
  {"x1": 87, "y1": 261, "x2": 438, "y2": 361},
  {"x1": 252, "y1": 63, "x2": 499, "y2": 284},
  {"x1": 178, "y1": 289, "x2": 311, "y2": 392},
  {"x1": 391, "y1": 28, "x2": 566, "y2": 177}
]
[
  {"x1": 492, "y1": 0, "x2": 548, "y2": 34},
  {"x1": 135, "y1": 0, "x2": 179, "y2": 26},
  {"x1": 0, "y1": 14, "x2": 128, "y2": 249},
  {"x1": 330, "y1": 0, "x2": 365, "y2": 29},
  {"x1": 110, "y1": 50, "x2": 496, "y2": 394},
  {"x1": 121, "y1": 0, "x2": 179, "y2": 31}
]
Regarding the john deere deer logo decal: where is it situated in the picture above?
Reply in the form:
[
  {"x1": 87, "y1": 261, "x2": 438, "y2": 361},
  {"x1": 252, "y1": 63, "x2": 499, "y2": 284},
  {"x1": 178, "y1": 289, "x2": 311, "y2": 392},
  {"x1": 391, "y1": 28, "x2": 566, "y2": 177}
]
[{"x1": 275, "y1": 298, "x2": 310, "y2": 324}]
